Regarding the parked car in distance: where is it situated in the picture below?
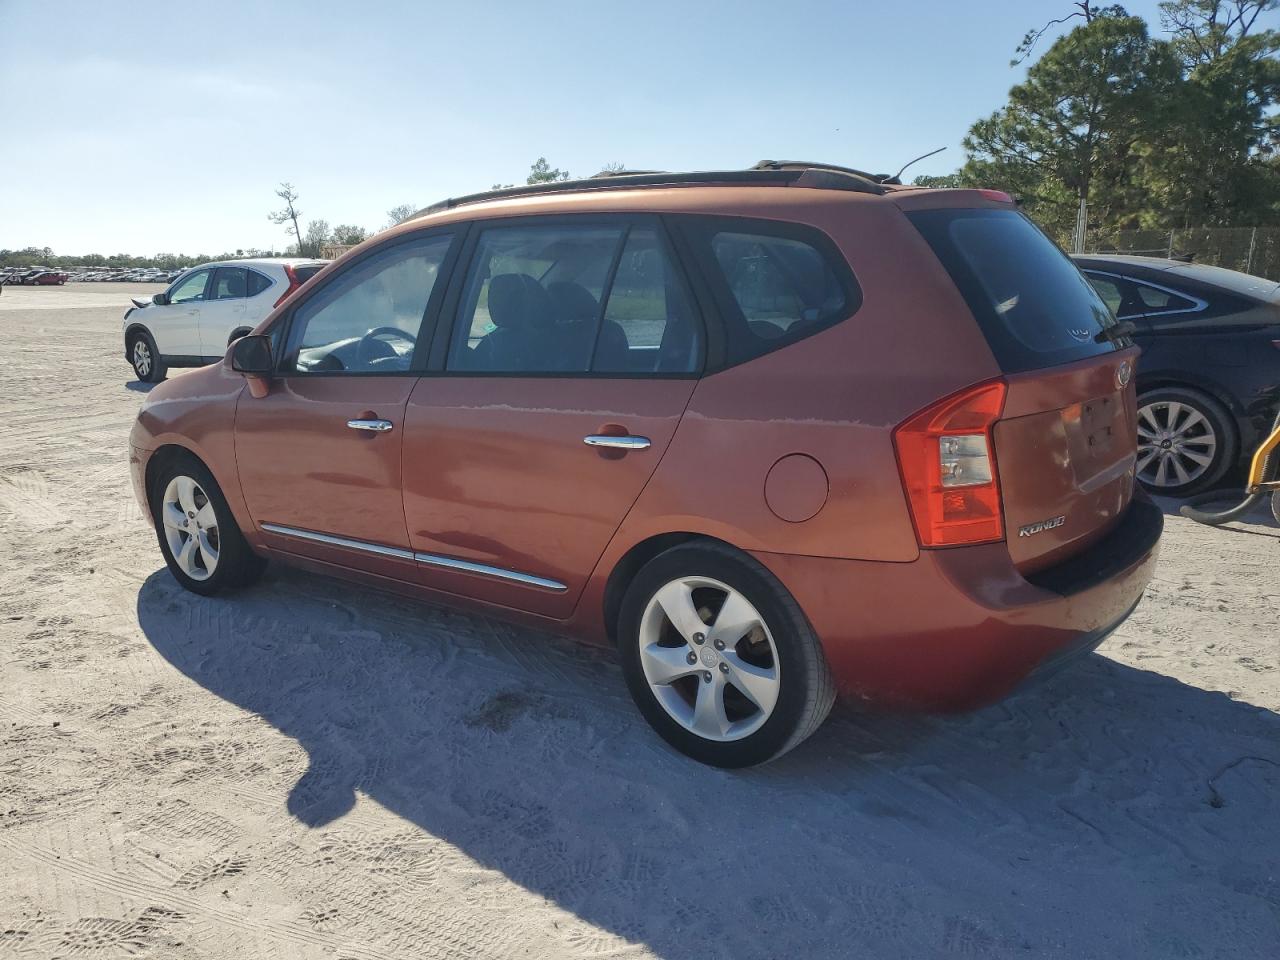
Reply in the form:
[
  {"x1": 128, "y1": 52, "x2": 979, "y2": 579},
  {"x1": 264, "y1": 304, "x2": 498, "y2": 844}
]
[
  {"x1": 129, "y1": 165, "x2": 1161, "y2": 766},
  {"x1": 1074, "y1": 254, "x2": 1280, "y2": 496},
  {"x1": 2, "y1": 268, "x2": 67, "y2": 285},
  {"x1": 123, "y1": 257, "x2": 328, "y2": 382}
]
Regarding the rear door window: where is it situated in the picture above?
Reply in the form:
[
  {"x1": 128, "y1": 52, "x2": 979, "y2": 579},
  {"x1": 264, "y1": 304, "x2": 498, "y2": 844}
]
[
  {"x1": 597, "y1": 227, "x2": 701, "y2": 373},
  {"x1": 211, "y1": 267, "x2": 249, "y2": 300},
  {"x1": 445, "y1": 219, "x2": 702, "y2": 375},
  {"x1": 909, "y1": 208, "x2": 1121, "y2": 372}
]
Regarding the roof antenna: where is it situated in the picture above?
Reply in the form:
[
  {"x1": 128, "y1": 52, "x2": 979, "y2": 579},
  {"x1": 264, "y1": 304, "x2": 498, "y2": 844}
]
[{"x1": 887, "y1": 146, "x2": 947, "y2": 185}]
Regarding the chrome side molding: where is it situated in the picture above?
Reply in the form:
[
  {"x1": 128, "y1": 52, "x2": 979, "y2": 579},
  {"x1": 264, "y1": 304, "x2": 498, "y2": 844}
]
[
  {"x1": 413, "y1": 552, "x2": 567, "y2": 592},
  {"x1": 260, "y1": 523, "x2": 415, "y2": 560},
  {"x1": 259, "y1": 523, "x2": 567, "y2": 592}
]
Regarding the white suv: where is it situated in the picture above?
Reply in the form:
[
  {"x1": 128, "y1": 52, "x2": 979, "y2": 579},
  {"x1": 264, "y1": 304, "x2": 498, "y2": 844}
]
[{"x1": 123, "y1": 257, "x2": 327, "y2": 382}]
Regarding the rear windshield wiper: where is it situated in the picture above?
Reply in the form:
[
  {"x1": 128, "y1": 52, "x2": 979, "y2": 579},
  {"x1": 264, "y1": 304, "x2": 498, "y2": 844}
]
[{"x1": 1095, "y1": 320, "x2": 1137, "y2": 343}]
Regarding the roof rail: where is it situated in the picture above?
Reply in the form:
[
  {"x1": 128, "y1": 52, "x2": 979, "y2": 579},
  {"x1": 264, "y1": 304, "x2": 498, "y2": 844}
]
[
  {"x1": 753, "y1": 159, "x2": 894, "y2": 184},
  {"x1": 417, "y1": 163, "x2": 886, "y2": 217},
  {"x1": 589, "y1": 168, "x2": 667, "y2": 178}
]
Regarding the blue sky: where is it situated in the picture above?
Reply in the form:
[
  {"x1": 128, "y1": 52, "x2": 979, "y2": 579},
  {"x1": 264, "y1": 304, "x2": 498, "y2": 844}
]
[{"x1": 0, "y1": 0, "x2": 1234, "y2": 255}]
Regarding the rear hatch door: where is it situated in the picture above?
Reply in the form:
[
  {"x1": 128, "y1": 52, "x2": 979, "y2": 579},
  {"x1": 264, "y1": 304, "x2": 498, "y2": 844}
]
[{"x1": 908, "y1": 206, "x2": 1138, "y2": 574}]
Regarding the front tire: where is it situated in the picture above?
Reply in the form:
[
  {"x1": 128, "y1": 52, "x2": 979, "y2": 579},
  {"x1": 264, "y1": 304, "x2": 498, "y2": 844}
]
[
  {"x1": 151, "y1": 454, "x2": 266, "y2": 596},
  {"x1": 130, "y1": 330, "x2": 167, "y2": 383},
  {"x1": 618, "y1": 542, "x2": 835, "y2": 767},
  {"x1": 1136, "y1": 387, "x2": 1237, "y2": 497}
]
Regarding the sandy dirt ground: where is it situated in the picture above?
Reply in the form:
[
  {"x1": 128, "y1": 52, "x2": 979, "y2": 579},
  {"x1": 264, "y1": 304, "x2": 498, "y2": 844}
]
[{"x1": 1, "y1": 282, "x2": 1278, "y2": 959}]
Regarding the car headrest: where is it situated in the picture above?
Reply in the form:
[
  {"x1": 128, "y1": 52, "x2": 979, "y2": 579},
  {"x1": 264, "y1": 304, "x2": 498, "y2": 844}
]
[
  {"x1": 545, "y1": 281, "x2": 599, "y2": 325},
  {"x1": 488, "y1": 274, "x2": 554, "y2": 330}
]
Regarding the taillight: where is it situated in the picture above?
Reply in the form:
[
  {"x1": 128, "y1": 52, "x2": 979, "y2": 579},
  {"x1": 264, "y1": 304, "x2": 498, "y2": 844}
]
[
  {"x1": 272, "y1": 264, "x2": 302, "y2": 308},
  {"x1": 977, "y1": 189, "x2": 1014, "y2": 203},
  {"x1": 893, "y1": 380, "x2": 1007, "y2": 547}
]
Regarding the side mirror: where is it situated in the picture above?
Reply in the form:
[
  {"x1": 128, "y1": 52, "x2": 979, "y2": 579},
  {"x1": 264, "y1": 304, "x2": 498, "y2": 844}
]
[
  {"x1": 230, "y1": 334, "x2": 273, "y2": 375},
  {"x1": 152, "y1": 292, "x2": 170, "y2": 306}
]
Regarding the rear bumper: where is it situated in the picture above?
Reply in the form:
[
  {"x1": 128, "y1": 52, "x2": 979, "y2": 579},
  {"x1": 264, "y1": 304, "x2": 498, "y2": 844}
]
[{"x1": 751, "y1": 493, "x2": 1162, "y2": 711}]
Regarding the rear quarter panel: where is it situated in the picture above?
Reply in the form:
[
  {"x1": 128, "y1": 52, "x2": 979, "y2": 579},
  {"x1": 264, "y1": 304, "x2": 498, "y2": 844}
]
[{"x1": 572, "y1": 194, "x2": 1008, "y2": 634}]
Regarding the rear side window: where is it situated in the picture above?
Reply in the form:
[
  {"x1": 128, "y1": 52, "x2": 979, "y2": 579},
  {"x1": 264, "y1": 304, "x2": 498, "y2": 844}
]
[
  {"x1": 909, "y1": 208, "x2": 1121, "y2": 373},
  {"x1": 1134, "y1": 283, "x2": 1196, "y2": 314},
  {"x1": 246, "y1": 270, "x2": 272, "y2": 297},
  {"x1": 679, "y1": 217, "x2": 860, "y2": 366}
]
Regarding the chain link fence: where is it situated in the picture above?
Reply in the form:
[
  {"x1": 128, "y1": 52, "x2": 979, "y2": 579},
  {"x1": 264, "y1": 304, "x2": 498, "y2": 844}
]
[{"x1": 1084, "y1": 226, "x2": 1280, "y2": 280}]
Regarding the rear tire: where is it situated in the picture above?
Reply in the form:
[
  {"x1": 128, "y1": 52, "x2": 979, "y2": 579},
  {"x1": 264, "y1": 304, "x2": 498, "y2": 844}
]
[
  {"x1": 617, "y1": 541, "x2": 835, "y2": 767},
  {"x1": 130, "y1": 330, "x2": 167, "y2": 383},
  {"x1": 1271, "y1": 491, "x2": 1280, "y2": 526},
  {"x1": 150, "y1": 454, "x2": 266, "y2": 596},
  {"x1": 1136, "y1": 386, "x2": 1237, "y2": 497}
]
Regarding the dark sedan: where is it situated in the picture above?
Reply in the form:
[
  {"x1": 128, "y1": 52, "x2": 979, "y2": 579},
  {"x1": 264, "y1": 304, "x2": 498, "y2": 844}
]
[{"x1": 1074, "y1": 254, "x2": 1280, "y2": 495}]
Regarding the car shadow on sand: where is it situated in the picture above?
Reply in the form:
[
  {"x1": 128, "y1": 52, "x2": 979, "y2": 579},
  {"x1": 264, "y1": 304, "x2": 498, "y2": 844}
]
[
  {"x1": 136, "y1": 568, "x2": 1280, "y2": 958},
  {"x1": 125, "y1": 380, "x2": 157, "y2": 393}
]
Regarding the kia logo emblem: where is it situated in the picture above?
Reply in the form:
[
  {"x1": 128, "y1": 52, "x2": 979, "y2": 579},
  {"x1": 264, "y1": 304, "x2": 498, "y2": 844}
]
[{"x1": 1116, "y1": 361, "x2": 1132, "y2": 387}]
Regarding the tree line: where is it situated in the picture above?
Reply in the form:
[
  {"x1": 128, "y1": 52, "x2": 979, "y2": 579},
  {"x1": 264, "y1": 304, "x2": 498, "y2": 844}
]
[
  {"x1": 0, "y1": 158, "x2": 589, "y2": 268},
  {"x1": 916, "y1": 0, "x2": 1280, "y2": 244},
  {"x1": 267, "y1": 156, "x2": 592, "y2": 257}
]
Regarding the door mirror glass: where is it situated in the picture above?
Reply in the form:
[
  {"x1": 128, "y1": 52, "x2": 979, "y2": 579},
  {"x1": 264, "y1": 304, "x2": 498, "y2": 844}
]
[
  {"x1": 152, "y1": 292, "x2": 170, "y2": 306},
  {"x1": 231, "y1": 334, "x2": 273, "y2": 375}
]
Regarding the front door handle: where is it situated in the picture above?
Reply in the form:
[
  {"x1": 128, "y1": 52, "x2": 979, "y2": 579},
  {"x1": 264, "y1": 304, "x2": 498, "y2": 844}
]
[
  {"x1": 348, "y1": 418, "x2": 394, "y2": 433},
  {"x1": 584, "y1": 434, "x2": 650, "y2": 450}
]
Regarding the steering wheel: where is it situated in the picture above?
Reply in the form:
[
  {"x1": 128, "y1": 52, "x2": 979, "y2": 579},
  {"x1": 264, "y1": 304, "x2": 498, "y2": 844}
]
[
  {"x1": 355, "y1": 326, "x2": 416, "y2": 367},
  {"x1": 362, "y1": 326, "x2": 417, "y2": 345}
]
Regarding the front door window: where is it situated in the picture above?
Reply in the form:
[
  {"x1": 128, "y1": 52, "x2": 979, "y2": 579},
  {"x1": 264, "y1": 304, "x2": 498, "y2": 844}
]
[{"x1": 169, "y1": 270, "x2": 209, "y2": 304}]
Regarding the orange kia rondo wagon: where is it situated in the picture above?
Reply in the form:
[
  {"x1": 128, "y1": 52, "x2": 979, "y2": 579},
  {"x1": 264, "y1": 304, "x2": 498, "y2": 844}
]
[{"x1": 129, "y1": 163, "x2": 1162, "y2": 766}]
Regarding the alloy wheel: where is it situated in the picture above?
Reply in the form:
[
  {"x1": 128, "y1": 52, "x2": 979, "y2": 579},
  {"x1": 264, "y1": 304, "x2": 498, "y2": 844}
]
[
  {"x1": 161, "y1": 475, "x2": 219, "y2": 581},
  {"x1": 637, "y1": 576, "x2": 781, "y2": 742},
  {"x1": 1136, "y1": 399, "x2": 1217, "y2": 489},
  {"x1": 133, "y1": 340, "x2": 152, "y2": 378}
]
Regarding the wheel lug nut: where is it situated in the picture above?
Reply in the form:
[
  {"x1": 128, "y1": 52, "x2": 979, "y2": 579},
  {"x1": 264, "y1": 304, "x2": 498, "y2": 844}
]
[
  {"x1": 713, "y1": 639, "x2": 725, "y2": 651},
  {"x1": 686, "y1": 652, "x2": 697, "y2": 665},
  {"x1": 718, "y1": 662, "x2": 728, "y2": 674},
  {"x1": 693, "y1": 633, "x2": 705, "y2": 645},
  {"x1": 702, "y1": 672, "x2": 712, "y2": 683}
]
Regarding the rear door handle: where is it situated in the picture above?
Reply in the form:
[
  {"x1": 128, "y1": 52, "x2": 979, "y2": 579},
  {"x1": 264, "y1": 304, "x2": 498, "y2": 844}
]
[
  {"x1": 584, "y1": 434, "x2": 650, "y2": 450},
  {"x1": 348, "y1": 418, "x2": 394, "y2": 433}
]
